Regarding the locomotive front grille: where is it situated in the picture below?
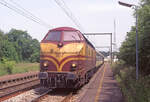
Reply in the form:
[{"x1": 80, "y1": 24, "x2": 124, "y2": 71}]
[
  {"x1": 39, "y1": 72, "x2": 77, "y2": 88},
  {"x1": 48, "y1": 72, "x2": 76, "y2": 80},
  {"x1": 39, "y1": 72, "x2": 77, "y2": 80}
]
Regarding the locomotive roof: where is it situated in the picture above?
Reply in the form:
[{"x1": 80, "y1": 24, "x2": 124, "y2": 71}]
[{"x1": 50, "y1": 27, "x2": 78, "y2": 31}]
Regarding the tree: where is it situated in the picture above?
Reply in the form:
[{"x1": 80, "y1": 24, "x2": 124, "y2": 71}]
[
  {"x1": 118, "y1": 27, "x2": 136, "y2": 66},
  {"x1": 0, "y1": 30, "x2": 19, "y2": 61},
  {"x1": 0, "y1": 30, "x2": 4, "y2": 59},
  {"x1": 6, "y1": 29, "x2": 40, "y2": 62},
  {"x1": 0, "y1": 29, "x2": 40, "y2": 63},
  {"x1": 138, "y1": 0, "x2": 150, "y2": 75},
  {"x1": 118, "y1": 0, "x2": 150, "y2": 75}
]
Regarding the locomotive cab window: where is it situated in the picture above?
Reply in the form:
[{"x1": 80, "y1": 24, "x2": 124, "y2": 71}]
[
  {"x1": 63, "y1": 31, "x2": 81, "y2": 41},
  {"x1": 45, "y1": 31, "x2": 61, "y2": 41}
]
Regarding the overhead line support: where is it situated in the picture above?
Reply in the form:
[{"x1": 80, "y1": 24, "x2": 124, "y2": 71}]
[{"x1": 84, "y1": 33, "x2": 113, "y2": 64}]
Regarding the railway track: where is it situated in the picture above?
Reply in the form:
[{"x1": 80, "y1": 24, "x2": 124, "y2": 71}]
[
  {"x1": 1, "y1": 64, "x2": 104, "y2": 102},
  {"x1": 0, "y1": 72, "x2": 40, "y2": 101},
  {"x1": 31, "y1": 88, "x2": 52, "y2": 102},
  {"x1": 3, "y1": 87, "x2": 74, "y2": 102},
  {"x1": 33, "y1": 88, "x2": 74, "y2": 102},
  {"x1": 61, "y1": 92, "x2": 73, "y2": 102}
]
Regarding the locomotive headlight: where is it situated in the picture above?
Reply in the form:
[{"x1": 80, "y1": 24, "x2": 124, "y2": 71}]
[
  {"x1": 58, "y1": 42, "x2": 63, "y2": 47},
  {"x1": 71, "y1": 63, "x2": 77, "y2": 68},
  {"x1": 43, "y1": 61, "x2": 49, "y2": 67}
]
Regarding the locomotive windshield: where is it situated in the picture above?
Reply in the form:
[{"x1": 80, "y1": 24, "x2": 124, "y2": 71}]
[
  {"x1": 63, "y1": 31, "x2": 81, "y2": 41},
  {"x1": 45, "y1": 31, "x2": 61, "y2": 41},
  {"x1": 44, "y1": 31, "x2": 83, "y2": 42}
]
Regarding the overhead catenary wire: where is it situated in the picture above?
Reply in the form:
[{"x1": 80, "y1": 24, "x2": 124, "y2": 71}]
[
  {"x1": 0, "y1": 0, "x2": 52, "y2": 28},
  {"x1": 61, "y1": 0, "x2": 84, "y2": 31},
  {"x1": 9, "y1": 0, "x2": 52, "y2": 28},
  {"x1": 53, "y1": 0, "x2": 97, "y2": 47},
  {"x1": 61, "y1": 0, "x2": 97, "y2": 46},
  {"x1": 53, "y1": 0, "x2": 84, "y2": 32},
  {"x1": 2, "y1": 0, "x2": 96, "y2": 47}
]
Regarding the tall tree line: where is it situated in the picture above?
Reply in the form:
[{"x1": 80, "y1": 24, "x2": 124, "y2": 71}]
[
  {"x1": 118, "y1": 0, "x2": 150, "y2": 75},
  {"x1": 0, "y1": 29, "x2": 40, "y2": 63}
]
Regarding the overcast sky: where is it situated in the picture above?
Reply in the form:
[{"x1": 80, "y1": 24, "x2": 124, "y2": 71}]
[{"x1": 0, "y1": 0, "x2": 139, "y2": 51}]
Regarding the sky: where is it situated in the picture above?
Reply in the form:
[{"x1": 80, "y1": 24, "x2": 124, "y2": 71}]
[{"x1": 0, "y1": 0, "x2": 139, "y2": 51}]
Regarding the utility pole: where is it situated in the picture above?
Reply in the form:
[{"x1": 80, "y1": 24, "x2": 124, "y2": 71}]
[
  {"x1": 113, "y1": 19, "x2": 117, "y2": 60},
  {"x1": 114, "y1": 19, "x2": 117, "y2": 51},
  {"x1": 110, "y1": 33, "x2": 112, "y2": 64}
]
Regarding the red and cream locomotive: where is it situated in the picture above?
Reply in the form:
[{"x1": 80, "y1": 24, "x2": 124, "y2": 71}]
[{"x1": 39, "y1": 27, "x2": 104, "y2": 88}]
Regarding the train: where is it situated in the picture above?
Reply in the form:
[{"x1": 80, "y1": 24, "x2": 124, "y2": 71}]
[{"x1": 38, "y1": 27, "x2": 104, "y2": 88}]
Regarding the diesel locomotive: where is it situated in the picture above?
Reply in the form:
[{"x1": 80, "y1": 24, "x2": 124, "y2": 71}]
[{"x1": 38, "y1": 27, "x2": 104, "y2": 88}]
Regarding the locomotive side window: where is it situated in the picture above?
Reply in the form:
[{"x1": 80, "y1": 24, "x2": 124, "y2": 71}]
[
  {"x1": 63, "y1": 31, "x2": 80, "y2": 41},
  {"x1": 45, "y1": 31, "x2": 61, "y2": 41}
]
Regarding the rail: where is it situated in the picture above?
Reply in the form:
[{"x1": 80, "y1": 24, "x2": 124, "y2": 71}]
[
  {"x1": 61, "y1": 92, "x2": 73, "y2": 102},
  {"x1": 31, "y1": 88, "x2": 52, "y2": 102},
  {"x1": 0, "y1": 72, "x2": 40, "y2": 98}
]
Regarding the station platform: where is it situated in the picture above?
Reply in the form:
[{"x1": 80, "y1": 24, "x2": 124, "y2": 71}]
[{"x1": 77, "y1": 63, "x2": 123, "y2": 102}]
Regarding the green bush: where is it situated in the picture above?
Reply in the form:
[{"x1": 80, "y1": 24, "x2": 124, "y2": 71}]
[
  {"x1": 112, "y1": 61, "x2": 150, "y2": 102},
  {"x1": 0, "y1": 63, "x2": 8, "y2": 76},
  {"x1": 0, "y1": 58, "x2": 16, "y2": 75}
]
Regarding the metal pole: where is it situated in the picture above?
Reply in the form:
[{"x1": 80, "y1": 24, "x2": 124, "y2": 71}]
[
  {"x1": 118, "y1": 1, "x2": 139, "y2": 80},
  {"x1": 110, "y1": 33, "x2": 112, "y2": 64},
  {"x1": 135, "y1": 7, "x2": 138, "y2": 80}
]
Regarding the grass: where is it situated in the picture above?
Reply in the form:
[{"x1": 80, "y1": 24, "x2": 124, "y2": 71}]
[
  {"x1": 0, "y1": 62, "x2": 39, "y2": 76},
  {"x1": 12, "y1": 63, "x2": 40, "y2": 74},
  {"x1": 112, "y1": 61, "x2": 150, "y2": 102}
]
